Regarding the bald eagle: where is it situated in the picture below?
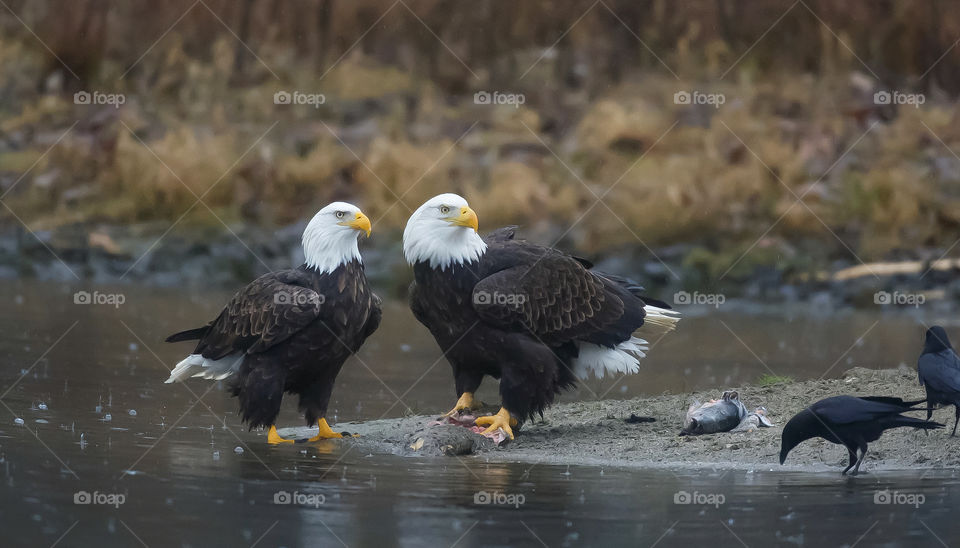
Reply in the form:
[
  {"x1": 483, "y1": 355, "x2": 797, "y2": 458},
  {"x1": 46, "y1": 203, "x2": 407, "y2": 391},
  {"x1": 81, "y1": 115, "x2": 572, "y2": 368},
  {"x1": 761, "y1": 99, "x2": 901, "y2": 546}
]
[
  {"x1": 403, "y1": 193, "x2": 679, "y2": 439},
  {"x1": 165, "y1": 202, "x2": 381, "y2": 443}
]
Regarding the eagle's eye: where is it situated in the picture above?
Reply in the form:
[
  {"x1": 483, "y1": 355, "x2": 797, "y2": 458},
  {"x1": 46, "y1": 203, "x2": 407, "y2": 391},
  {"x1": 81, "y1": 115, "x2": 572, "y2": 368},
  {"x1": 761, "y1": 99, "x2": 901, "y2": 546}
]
[
  {"x1": 439, "y1": 206, "x2": 450, "y2": 215},
  {"x1": 335, "y1": 211, "x2": 345, "y2": 219}
]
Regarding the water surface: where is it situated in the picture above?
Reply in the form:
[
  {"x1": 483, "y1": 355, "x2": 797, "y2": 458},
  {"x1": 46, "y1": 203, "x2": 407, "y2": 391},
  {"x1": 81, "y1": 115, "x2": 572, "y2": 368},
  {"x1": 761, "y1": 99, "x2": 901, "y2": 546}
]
[{"x1": 2, "y1": 281, "x2": 957, "y2": 546}]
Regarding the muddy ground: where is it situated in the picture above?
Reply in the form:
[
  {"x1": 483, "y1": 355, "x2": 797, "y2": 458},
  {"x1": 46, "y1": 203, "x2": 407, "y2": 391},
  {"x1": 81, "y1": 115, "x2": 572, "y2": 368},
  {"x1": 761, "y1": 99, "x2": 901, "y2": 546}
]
[{"x1": 278, "y1": 366, "x2": 959, "y2": 472}]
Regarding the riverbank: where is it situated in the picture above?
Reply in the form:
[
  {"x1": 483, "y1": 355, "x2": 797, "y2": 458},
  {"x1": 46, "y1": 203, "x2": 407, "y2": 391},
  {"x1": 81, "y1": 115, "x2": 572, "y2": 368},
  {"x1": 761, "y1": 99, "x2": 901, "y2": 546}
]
[
  {"x1": 3, "y1": 220, "x2": 960, "y2": 312},
  {"x1": 280, "y1": 366, "x2": 958, "y2": 472}
]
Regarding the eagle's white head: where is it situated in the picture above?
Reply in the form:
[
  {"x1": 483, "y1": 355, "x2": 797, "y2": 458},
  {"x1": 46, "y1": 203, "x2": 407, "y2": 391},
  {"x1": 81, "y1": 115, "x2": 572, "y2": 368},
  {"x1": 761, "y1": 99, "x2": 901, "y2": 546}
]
[
  {"x1": 403, "y1": 193, "x2": 487, "y2": 269},
  {"x1": 302, "y1": 201, "x2": 371, "y2": 273}
]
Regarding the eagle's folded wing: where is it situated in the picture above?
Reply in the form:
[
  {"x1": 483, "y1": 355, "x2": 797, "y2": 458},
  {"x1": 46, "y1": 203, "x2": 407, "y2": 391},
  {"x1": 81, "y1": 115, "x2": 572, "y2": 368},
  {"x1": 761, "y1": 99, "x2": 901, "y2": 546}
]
[
  {"x1": 197, "y1": 273, "x2": 323, "y2": 358},
  {"x1": 470, "y1": 252, "x2": 624, "y2": 344}
]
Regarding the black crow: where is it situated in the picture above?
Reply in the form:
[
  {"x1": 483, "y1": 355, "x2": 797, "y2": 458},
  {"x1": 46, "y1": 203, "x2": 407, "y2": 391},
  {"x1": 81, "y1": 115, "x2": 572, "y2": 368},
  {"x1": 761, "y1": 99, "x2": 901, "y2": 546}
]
[
  {"x1": 779, "y1": 396, "x2": 942, "y2": 475},
  {"x1": 918, "y1": 325, "x2": 960, "y2": 436}
]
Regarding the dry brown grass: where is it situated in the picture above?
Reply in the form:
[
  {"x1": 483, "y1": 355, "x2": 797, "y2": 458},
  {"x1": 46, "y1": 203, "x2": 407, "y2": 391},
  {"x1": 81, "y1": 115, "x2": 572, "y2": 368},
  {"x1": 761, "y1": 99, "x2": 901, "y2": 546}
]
[{"x1": 3, "y1": 23, "x2": 960, "y2": 271}]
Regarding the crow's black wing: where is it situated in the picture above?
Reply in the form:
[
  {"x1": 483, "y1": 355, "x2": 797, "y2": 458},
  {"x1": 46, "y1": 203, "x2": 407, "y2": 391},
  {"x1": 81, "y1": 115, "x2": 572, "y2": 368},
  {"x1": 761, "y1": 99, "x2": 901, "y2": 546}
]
[
  {"x1": 813, "y1": 396, "x2": 915, "y2": 425},
  {"x1": 918, "y1": 350, "x2": 960, "y2": 394},
  {"x1": 858, "y1": 396, "x2": 925, "y2": 407}
]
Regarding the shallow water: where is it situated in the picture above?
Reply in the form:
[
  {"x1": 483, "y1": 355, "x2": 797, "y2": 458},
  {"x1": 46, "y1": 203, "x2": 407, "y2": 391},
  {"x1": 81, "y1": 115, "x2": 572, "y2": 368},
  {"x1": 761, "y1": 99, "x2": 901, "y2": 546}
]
[{"x1": 2, "y1": 280, "x2": 959, "y2": 546}]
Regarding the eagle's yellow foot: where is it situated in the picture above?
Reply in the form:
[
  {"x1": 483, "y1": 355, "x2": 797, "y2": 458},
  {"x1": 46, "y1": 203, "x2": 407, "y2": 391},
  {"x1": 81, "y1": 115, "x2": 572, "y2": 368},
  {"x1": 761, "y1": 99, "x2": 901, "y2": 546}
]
[
  {"x1": 267, "y1": 425, "x2": 294, "y2": 444},
  {"x1": 443, "y1": 391, "x2": 483, "y2": 418},
  {"x1": 306, "y1": 418, "x2": 344, "y2": 442},
  {"x1": 475, "y1": 407, "x2": 517, "y2": 440}
]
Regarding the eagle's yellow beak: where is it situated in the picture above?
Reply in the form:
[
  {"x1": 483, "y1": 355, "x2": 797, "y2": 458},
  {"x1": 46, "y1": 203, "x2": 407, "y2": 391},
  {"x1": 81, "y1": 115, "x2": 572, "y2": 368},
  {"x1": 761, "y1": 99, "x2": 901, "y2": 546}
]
[
  {"x1": 449, "y1": 206, "x2": 479, "y2": 232},
  {"x1": 343, "y1": 211, "x2": 372, "y2": 237}
]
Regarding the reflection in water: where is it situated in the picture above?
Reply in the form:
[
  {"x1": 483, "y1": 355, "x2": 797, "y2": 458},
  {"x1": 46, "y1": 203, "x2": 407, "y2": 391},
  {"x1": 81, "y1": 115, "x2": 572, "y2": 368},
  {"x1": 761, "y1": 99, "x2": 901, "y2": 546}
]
[{"x1": 2, "y1": 280, "x2": 959, "y2": 545}]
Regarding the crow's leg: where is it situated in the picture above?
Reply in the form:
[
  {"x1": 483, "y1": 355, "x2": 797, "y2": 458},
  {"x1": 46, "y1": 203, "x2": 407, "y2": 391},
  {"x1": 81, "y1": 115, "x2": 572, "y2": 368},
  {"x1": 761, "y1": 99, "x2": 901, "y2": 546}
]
[
  {"x1": 950, "y1": 405, "x2": 960, "y2": 437},
  {"x1": 841, "y1": 447, "x2": 858, "y2": 475},
  {"x1": 851, "y1": 443, "x2": 869, "y2": 476},
  {"x1": 923, "y1": 404, "x2": 934, "y2": 436}
]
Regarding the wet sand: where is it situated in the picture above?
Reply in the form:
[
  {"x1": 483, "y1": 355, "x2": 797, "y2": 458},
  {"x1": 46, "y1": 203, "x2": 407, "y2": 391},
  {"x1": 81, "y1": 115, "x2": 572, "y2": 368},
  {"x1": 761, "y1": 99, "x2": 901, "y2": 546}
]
[{"x1": 279, "y1": 366, "x2": 958, "y2": 472}]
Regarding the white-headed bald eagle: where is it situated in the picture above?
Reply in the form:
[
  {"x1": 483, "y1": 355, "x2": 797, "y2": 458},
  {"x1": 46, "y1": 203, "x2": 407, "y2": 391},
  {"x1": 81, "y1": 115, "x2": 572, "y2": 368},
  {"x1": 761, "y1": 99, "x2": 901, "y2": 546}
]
[
  {"x1": 165, "y1": 202, "x2": 381, "y2": 443},
  {"x1": 403, "y1": 193, "x2": 679, "y2": 439}
]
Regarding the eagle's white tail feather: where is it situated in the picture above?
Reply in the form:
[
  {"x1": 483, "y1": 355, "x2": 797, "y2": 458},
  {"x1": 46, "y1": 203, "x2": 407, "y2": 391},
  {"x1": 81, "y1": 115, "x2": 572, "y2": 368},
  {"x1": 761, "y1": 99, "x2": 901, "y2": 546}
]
[
  {"x1": 572, "y1": 337, "x2": 649, "y2": 380},
  {"x1": 640, "y1": 305, "x2": 681, "y2": 334},
  {"x1": 165, "y1": 353, "x2": 244, "y2": 383}
]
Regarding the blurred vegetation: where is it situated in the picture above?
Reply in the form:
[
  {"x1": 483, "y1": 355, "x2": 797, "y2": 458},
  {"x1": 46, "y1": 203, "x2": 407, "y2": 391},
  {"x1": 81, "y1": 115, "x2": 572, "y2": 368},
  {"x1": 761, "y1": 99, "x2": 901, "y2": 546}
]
[
  {"x1": 2, "y1": 0, "x2": 960, "y2": 284},
  {"x1": 755, "y1": 374, "x2": 795, "y2": 387}
]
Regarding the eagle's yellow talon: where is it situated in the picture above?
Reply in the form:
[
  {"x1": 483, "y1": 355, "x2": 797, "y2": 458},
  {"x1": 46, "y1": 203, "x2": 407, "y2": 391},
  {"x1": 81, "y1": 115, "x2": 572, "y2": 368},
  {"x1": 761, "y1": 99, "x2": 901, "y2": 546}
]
[
  {"x1": 306, "y1": 418, "x2": 343, "y2": 442},
  {"x1": 443, "y1": 391, "x2": 482, "y2": 417},
  {"x1": 267, "y1": 425, "x2": 294, "y2": 444},
  {"x1": 475, "y1": 407, "x2": 516, "y2": 439}
]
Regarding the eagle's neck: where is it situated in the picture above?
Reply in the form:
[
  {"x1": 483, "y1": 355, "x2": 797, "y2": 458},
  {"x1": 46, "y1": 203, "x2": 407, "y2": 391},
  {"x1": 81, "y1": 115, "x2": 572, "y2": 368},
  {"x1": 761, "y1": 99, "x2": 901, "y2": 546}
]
[
  {"x1": 403, "y1": 226, "x2": 487, "y2": 271},
  {"x1": 302, "y1": 226, "x2": 362, "y2": 274}
]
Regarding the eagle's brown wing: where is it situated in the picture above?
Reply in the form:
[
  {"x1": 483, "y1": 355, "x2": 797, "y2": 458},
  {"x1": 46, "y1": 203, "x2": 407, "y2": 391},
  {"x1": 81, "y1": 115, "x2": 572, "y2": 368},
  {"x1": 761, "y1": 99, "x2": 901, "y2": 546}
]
[
  {"x1": 194, "y1": 270, "x2": 323, "y2": 359},
  {"x1": 471, "y1": 249, "x2": 626, "y2": 345}
]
